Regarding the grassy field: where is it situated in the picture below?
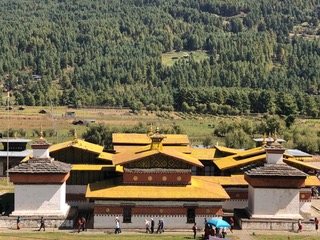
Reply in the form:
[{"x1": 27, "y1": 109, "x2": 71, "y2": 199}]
[
  {"x1": 0, "y1": 106, "x2": 223, "y2": 145},
  {"x1": 1, "y1": 106, "x2": 320, "y2": 148},
  {"x1": 162, "y1": 50, "x2": 210, "y2": 66}
]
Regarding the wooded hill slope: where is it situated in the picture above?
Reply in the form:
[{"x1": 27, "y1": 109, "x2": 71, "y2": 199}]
[{"x1": 0, "y1": 0, "x2": 320, "y2": 118}]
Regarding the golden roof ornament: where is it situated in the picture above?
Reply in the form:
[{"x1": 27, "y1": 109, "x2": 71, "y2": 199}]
[
  {"x1": 262, "y1": 133, "x2": 267, "y2": 146},
  {"x1": 39, "y1": 126, "x2": 44, "y2": 140},
  {"x1": 150, "y1": 126, "x2": 166, "y2": 150},
  {"x1": 73, "y1": 129, "x2": 78, "y2": 143},
  {"x1": 269, "y1": 129, "x2": 281, "y2": 147},
  {"x1": 32, "y1": 126, "x2": 50, "y2": 146},
  {"x1": 148, "y1": 124, "x2": 154, "y2": 136}
]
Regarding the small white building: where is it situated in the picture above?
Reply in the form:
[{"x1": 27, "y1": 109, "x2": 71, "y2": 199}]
[
  {"x1": 244, "y1": 140, "x2": 307, "y2": 219},
  {"x1": 8, "y1": 134, "x2": 72, "y2": 217}
]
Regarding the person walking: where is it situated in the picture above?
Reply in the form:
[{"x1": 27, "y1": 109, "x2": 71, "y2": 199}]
[
  {"x1": 150, "y1": 218, "x2": 155, "y2": 233},
  {"x1": 145, "y1": 219, "x2": 151, "y2": 233},
  {"x1": 297, "y1": 219, "x2": 302, "y2": 232},
  {"x1": 38, "y1": 217, "x2": 45, "y2": 231},
  {"x1": 81, "y1": 216, "x2": 86, "y2": 231},
  {"x1": 77, "y1": 218, "x2": 82, "y2": 233},
  {"x1": 192, "y1": 222, "x2": 197, "y2": 239},
  {"x1": 230, "y1": 217, "x2": 234, "y2": 233},
  {"x1": 222, "y1": 227, "x2": 227, "y2": 238},
  {"x1": 115, "y1": 217, "x2": 121, "y2": 234},
  {"x1": 16, "y1": 216, "x2": 21, "y2": 230},
  {"x1": 315, "y1": 217, "x2": 319, "y2": 230}
]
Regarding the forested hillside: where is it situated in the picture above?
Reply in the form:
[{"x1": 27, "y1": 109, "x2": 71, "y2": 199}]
[{"x1": 1, "y1": 0, "x2": 320, "y2": 118}]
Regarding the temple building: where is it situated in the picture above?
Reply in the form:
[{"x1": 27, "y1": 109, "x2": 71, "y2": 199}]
[
  {"x1": 7, "y1": 132, "x2": 72, "y2": 225},
  {"x1": 0, "y1": 138, "x2": 32, "y2": 176},
  {"x1": 2, "y1": 128, "x2": 320, "y2": 230},
  {"x1": 86, "y1": 128, "x2": 229, "y2": 228}
]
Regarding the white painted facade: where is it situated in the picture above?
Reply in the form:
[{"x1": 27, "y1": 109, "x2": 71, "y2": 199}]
[
  {"x1": 33, "y1": 148, "x2": 50, "y2": 158},
  {"x1": 94, "y1": 200, "x2": 224, "y2": 229},
  {"x1": 266, "y1": 152, "x2": 284, "y2": 164},
  {"x1": 247, "y1": 185, "x2": 302, "y2": 219},
  {"x1": 11, "y1": 182, "x2": 70, "y2": 217}
]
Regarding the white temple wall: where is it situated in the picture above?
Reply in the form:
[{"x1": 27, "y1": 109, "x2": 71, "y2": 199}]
[
  {"x1": 248, "y1": 187, "x2": 301, "y2": 218},
  {"x1": 300, "y1": 201, "x2": 311, "y2": 215},
  {"x1": 12, "y1": 183, "x2": 69, "y2": 216},
  {"x1": 266, "y1": 153, "x2": 283, "y2": 164},
  {"x1": 33, "y1": 148, "x2": 49, "y2": 158},
  {"x1": 94, "y1": 200, "x2": 224, "y2": 229},
  {"x1": 94, "y1": 215, "x2": 215, "y2": 229}
]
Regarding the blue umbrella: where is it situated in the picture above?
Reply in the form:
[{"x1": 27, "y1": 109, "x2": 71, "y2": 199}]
[{"x1": 207, "y1": 218, "x2": 231, "y2": 228}]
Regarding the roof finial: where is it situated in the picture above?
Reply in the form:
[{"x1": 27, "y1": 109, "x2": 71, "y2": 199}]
[
  {"x1": 73, "y1": 129, "x2": 78, "y2": 143},
  {"x1": 40, "y1": 126, "x2": 44, "y2": 140},
  {"x1": 262, "y1": 133, "x2": 267, "y2": 146},
  {"x1": 274, "y1": 129, "x2": 278, "y2": 142},
  {"x1": 148, "y1": 124, "x2": 153, "y2": 136}
]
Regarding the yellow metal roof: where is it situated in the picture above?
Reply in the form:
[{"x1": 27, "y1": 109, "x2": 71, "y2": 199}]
[
  {"x1": 236, "y1": 147, "x2": 265, "y2": 157},
  {"x1": 112, "y1": 133, "x2": 190, "y2": 145},
  {"x1": 305, "y1": 176, "x2": 320, "y2": 187},
  {"x1": 215, "y1": 145, "x2": 242, "y2": 155},
  {"x1": 190, "y1": 148, "x2": 216, "y2": 160},
  {"x1": 163, "y1": 145, "x2": 192, "y2": 153},
  {"x1": 72, "y1": 164, "x2": 116, "y2": 171},
  {"x1": 214, "y1": 154, "x2": 266, "y2": 171},
  {"x1": 49, "y1": 139, "x2": 103, "y2": 154},
  {"x1": 86, "y1": 176, "x2": 229, "y2": 200},
  {"x1": 193, "y1": 175, "x2": 248, "y2": 186},
  {"x1": 97, "y1": 152, "x2": 114, "y2": 162},
  {"x1": 114, "y1": 145, "x2": 191, "y2": 154},
  {"x1": 283, "y1": 158, "x2": 320, "y2": 171},
  {"x1": 49, "y1": 140, "x2": 73, "y2": 152},
  {"x1": 113, "y1": 149, "x2": 203, "y2": 167},
  {"x1": 21, "y1": 153, "x2": 32, "y2": 163}
]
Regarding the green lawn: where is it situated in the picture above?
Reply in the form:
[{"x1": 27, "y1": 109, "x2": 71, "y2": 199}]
[
  {"x1": 0, "y1": 232, "x2": 237, "y2": 240},
  {"x1": 254, "y1": 235, "x2": 319, "y2": 240},
  {"x1": 162, "y1": 50, "x2": 209, "y2": 66}
]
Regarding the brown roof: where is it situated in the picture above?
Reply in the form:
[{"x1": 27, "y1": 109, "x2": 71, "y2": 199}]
[
  {"x1": 243, "y1": 164, "x2": 307, "y2": 178},
  {"x1": 8, "y1": 158, "x2": 72, "y2": 174}
]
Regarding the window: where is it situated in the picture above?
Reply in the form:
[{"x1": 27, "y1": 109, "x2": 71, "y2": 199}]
[
  {"x1": 187, "y1": 208, "x2": 195, "y2": 223},
  {"x1": 123, "y1": 206, "x2": 132, "y2": 223}
]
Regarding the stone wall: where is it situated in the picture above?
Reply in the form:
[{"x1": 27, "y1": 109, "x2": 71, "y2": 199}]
[
  {"x1": 240, "y1": 218, "x2": 316, "y2": 231},
  {"x1": 0, "y1": 216, "x2": 74, "y2": 229}
]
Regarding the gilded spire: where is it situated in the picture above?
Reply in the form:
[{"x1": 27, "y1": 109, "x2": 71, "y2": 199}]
[
  {"x1": 262, "y1": 133, "x2": 267, "y2": 146},
  {"x1": 148, "y1": 124, "x2": 154, "y2": 136},
  {"x1": 150, "y1": 126, "x2": 166, "y2": 150},
  {"x1": 73, "y1": 129, "x2": 78, "y2": 143},
  {"x1": 32, "y1": 126, "x2": 49, "y2": 145},
  {"x1": 274, "y1": 129, "x2": 278, "y2": 142},
  {"x1": 40, "y1": 126, "x2": 44, "y2": 140}
]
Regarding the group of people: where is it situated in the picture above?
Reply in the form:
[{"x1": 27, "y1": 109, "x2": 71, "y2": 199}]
[
  {"x1": 145, "y1": 218, "x2": 164, "y2": 234},
  {"x1": 77, "y1": 216, "x2": 87, "y2": 233},
  {"x1": 195, "y1": 217, "x2": 234, "y2": 240},
  {"x1": 17, "y1": 216, "x2": 45, "y2": 231}
]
